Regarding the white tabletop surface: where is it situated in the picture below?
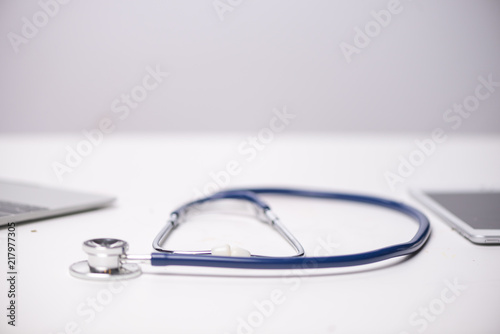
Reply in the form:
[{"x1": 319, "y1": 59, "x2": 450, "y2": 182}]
[{"x1": 0, "y1": 133, "x2": 499, "y2": 334}]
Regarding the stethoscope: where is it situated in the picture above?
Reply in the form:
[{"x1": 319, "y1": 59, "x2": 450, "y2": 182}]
[{"x1": 69, "y1": 188, "x2": 431, "y2": 281}]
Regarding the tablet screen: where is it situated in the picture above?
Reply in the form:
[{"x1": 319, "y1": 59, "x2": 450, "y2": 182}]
[{"x1": 426, "y1": 192, "x2": 500, "y2": 230}]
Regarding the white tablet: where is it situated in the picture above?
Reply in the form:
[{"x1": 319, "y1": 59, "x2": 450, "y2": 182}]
[{"x1": 411, "y1": 190, "x2": 500, "y2": 245}]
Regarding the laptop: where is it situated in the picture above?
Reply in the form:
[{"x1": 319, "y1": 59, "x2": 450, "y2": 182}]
[{"x1": 0, "y1": 180, "x2": 115, "y2": 226}]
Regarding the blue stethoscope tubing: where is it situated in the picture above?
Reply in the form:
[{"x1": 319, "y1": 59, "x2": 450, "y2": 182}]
[{"x1": 151, "y1": 188, "x2": 431, "y2": 269}]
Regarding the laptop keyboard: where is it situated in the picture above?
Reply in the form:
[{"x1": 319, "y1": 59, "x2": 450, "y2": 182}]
[{"x1": 0, "y1": 200, "x2": 48, "y2": 217}]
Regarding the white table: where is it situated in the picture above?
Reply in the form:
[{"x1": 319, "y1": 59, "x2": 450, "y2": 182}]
[{"x1": 0, "y1": 133, "x2": 499, "y2": 334}]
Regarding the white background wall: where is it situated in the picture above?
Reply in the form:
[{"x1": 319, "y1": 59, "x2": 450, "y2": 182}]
[{"x1": 1, "y1": 0, "x2": 499, "y2": 133}]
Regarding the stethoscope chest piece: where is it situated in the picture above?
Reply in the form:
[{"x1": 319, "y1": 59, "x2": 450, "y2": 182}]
[{"x1": 69, "y1": 238, "x2": 142, "y2": 281}]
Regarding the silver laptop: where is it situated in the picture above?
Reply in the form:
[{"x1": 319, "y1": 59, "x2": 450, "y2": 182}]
[{"x1": 0, "y1": 180, "x2": 115, "y2": 226}]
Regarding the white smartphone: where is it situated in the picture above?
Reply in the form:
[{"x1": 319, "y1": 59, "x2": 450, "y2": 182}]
[{"x1": 411, "y1": 190, "x2": 500, "y2": 245}]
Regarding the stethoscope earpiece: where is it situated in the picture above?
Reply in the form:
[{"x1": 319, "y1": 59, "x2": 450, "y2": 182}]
[{"x1": 211, "y1": 244, "x2": 251, "y2": 257}]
